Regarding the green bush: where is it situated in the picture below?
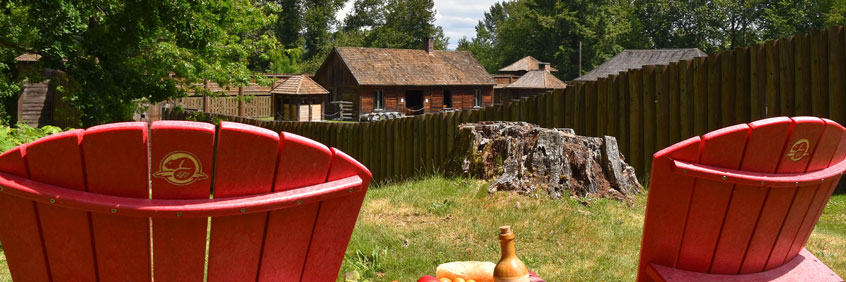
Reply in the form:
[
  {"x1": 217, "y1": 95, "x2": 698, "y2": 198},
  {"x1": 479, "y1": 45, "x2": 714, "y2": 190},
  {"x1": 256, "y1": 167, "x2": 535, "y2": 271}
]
[{"x1": 0, "y1": 124, "x2": 66, "y2": 153}]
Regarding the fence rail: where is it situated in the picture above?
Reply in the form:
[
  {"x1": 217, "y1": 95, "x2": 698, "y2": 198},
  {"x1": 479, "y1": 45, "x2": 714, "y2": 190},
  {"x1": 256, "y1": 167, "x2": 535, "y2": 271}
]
[{"x1": 164, "y1": 26, "x2": 846, "y2": 194}]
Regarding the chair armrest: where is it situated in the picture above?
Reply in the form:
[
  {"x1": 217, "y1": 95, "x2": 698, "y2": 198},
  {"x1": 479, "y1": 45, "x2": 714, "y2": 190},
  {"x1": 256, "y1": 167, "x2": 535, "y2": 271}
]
[
  {"x1": 670, "y1": 157, "x2": 846, "y2": 187},
  {"x1": 0, "y1": 171, "x2": 363, "y2": 218}
]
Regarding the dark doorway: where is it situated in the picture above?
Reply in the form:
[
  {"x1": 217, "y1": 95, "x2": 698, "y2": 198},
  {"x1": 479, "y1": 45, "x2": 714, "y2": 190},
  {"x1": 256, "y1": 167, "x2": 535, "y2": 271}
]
[
  {"x1": 405, "y1": 90, "x2": 424, "y2": 115},
  {"x1": 443, "y1": 90, "x2": 453, "y2": 109}
]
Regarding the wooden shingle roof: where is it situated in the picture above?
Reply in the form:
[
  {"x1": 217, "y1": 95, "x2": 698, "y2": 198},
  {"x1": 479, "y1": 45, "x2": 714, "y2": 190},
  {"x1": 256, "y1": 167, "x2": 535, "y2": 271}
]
[
  {"x1": 498, "y1": 56, "x2": 558, "y2": 72},
  {"x1": 504, "y1": 70, "x2": 567, "y2": 89},
  {"x1": 329, "y1": 47, "x2": 495, "y2": 86},
  {"x1": 571, "y1": 48, "x2": 706, "y2": 82},
  {"x1": 270, "y1": 75, "x2": 329, "y2": 95}
]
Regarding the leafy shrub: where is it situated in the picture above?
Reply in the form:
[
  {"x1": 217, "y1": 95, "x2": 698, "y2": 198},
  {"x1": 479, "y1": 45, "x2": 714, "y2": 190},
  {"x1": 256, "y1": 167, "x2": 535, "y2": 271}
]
[{"x1": 0, "y1": 124, "x2": 66, "y2": 153}]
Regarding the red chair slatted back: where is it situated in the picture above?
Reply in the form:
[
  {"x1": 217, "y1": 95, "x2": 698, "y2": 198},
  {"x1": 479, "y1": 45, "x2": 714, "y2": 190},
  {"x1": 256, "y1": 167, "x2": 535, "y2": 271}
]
[
  {"x1": 637, "y1": 117, "x2": 846, "y2": 281},
  {"x1": 0, "y1": 121, "x2": 371, "y2": 282}
]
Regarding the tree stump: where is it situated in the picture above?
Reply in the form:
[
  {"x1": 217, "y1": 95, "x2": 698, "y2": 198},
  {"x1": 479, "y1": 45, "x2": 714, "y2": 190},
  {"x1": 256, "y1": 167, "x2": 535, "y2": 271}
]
[{"x1": 453, "y1": 122, "x2": 641, "y2": 201}]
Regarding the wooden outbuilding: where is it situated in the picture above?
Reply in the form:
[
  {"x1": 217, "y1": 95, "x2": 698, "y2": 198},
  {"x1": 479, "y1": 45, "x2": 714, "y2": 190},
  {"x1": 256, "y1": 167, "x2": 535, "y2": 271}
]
[
  {"x1": 271, "y1": 75, "x2": 329, "y2": 121},
  {"x1": 497, "y1": 63, "x2": 567, "y2": 104},
  {"x1": 497, "y1": 56, "x2": 558, "y2": 75},
  {"x1": 313, "y1": 39, "x2": 496, "y2": 119},
  {"x1": 570, "y1": 48, "x2": 706, "y2": 82}
]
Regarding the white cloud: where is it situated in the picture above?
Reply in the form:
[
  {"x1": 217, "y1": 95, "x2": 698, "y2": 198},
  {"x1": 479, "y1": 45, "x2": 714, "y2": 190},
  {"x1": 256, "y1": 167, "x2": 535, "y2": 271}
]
[{"x1": 335, "y1": 0, "x2": 502, "y2": 50}]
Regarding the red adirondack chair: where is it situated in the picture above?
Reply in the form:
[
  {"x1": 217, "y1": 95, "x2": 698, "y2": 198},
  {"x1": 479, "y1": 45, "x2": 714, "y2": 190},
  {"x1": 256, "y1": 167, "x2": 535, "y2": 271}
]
[
  {"x1": 0, "y1": 121, "x2": 371, "y2": 282},
  {"x1": 638, "y1": 117, "x2": 845, "y2": 281}
]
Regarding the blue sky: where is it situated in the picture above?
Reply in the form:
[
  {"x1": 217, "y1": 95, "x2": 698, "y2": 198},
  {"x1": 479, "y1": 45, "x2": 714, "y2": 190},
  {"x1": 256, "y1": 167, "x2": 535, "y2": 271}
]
[{"x1": 336, "y1": 0, "x2": 502, "y2": 50}]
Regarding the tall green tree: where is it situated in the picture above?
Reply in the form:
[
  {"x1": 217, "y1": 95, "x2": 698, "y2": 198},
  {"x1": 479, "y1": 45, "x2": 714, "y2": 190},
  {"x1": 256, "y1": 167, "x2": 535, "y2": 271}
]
[
  {"x1": 338, "y1": 0, "x2": 448, "y2": 50},
  {"x1": 0, "y1": 0, "x2": 285, "y2": 125},
  {"x1": 460, "y1": 0, "x2": 646, "y2": 79}
]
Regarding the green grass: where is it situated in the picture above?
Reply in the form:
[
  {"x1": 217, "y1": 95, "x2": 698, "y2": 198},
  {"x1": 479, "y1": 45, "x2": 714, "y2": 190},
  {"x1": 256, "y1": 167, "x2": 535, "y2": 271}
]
[
  {"x1": 0, "y1": 177, "x2": 843, "y2": 281},
  {"x1": 338, "y1": 176, "x2": 846, "y2": 281}
]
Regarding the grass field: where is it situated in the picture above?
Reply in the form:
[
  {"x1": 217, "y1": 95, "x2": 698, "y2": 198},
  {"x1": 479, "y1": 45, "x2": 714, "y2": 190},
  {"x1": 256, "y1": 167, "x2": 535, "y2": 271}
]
[
  {"x1": 0, "y1": 176, "x2": 843, "y2": 281},
  {"x1": 338, "y1": 176, "x2": 846, "y2": 281}
]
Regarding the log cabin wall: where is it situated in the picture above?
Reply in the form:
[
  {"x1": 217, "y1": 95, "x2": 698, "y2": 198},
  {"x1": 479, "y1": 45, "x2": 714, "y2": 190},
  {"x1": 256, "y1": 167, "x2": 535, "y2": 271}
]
[{"x1": 358, "y1": 86, "x2": 494, "y2": 115}]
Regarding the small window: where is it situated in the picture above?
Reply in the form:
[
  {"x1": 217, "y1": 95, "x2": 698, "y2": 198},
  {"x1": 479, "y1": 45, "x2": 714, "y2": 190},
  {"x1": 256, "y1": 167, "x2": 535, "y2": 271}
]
[
  {"x1": 473, "y1": 89, "x2": 482, "y2": 107},
  {"x1": 444, "y1": 90, "x2": 453, "y2": 108},
  {"x1": 374, "y1": 90, "x2": 385, "y2": 110}
]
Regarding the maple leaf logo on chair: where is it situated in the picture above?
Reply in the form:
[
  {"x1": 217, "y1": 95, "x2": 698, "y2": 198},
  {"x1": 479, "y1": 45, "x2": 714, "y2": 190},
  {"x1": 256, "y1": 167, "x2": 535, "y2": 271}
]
[{"x1": 153, "y1": 151, "x2": 208, "y2": 185}]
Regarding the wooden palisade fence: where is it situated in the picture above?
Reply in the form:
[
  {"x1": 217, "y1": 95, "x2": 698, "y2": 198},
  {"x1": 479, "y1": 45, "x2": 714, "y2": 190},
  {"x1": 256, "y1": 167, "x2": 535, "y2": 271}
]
[{"x1": 165, "y1": 26, "x2": 846, "y2": 192}]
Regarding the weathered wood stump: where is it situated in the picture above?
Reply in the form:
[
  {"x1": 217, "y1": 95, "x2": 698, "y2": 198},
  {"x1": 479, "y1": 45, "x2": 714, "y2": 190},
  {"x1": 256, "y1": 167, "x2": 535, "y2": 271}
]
[{"x1": 453, "y1": 122, "x2": 640, "y2": 201}]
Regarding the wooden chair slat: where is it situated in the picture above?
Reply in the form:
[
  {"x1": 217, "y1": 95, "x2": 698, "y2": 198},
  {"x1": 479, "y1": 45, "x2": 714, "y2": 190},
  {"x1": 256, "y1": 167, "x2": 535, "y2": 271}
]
[
  {"x1": 301, "y1": 149, "x2": 372, "y2": 282},
  {"x1": 82, "y1": 122, "x2": 152, "y2": 282},
  {"x1": 151, "y1": 121, "x2": 215, "y2": 282},
  {"x1": 741, "y1": 117, "x2": 826, "y2": 273},
  {"x1": 676, "y1": 124, "x2": 750, "y2": 273},
  {"x1": 26, "y1": 130, "x2": 97, "y2": 281},
  {"x1": 207, "y1": 122, "x2": 279, "y2": 282},
  {"x1": 257, "y1": 132, "x2": 333, "y2": 281},
  {"x1": 766, "y1": 119, "x2": 843, "y2": 269},
  {"x1": 637, "y1": 137, "x2": 702, "y2": 280},
  {"x1": 789, "y1": 120, "x2": 846, "y2": 261},
  {"x1": 710, "y1": 117, "x2": 793, "y2": 274},
  {"x1": 0, "y1": 147, "x2": 51, "y2": 282}
]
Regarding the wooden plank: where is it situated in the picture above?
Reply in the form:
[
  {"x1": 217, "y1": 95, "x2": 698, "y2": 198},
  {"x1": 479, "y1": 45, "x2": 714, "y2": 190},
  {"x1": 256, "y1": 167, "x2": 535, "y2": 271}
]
[
  {"x1": 415, "y1": 116, "x2": 423, "y2": 174},
  {"x1": 707, "y1": 54, "x2": 722, "y2": 131},
  {"x1": 693, "y1": 57, "x2": 709, "y2": 136},
  {"x1": 607, "y1": 75, "x2": 619, "y2": 138},
  {"x1": 267, "y1": 133, "x2": 334, "y2": 281},
  {"x1": 829, "y1": 26, "x2": 846, "y2": 124},
  {"x1": 575, "y1": 85, "x2": 585, "y2": 134},
  {"x1": 679, "y1": 60, "x2": 693, "y2": 140},
  {"x1": 503, "y1": 102, "x2": 513, "y2": 122},
  {"x1": 655, "y1": 65, "x2": 669, "y2": 150},
  {"x1": 794, "y1": 34, "x2": 812, "y2": 116},
  {"x1": 553, "y1": 90, "x2": 563, "y2": 128},
  {"x1": 765, "y1": 40, "x2": 781, "y2": 117},
  {"x1": 425, "y1": 115, "x2": 435, "y2": 173},
  {"x1": 749, "y1": 44, "x2": 766, "y2": 120},
  {"x1": 586, "y1": 82, "x2": 597, "y2": 136},
  {"x1": 628, "y1": 70, "x2": 643, "y2": 176},
  {"x1": 810, "y1": 29, "x2": 829, "y2": 117},
  {"x1": 597, "y1": 78, "x2": 608, "y2": 137},
  {"x1": 386, "y1": 119, "x2": 395, "y2": 180},
  {"x1": 779, "y1": 36, "x2": 796, "y2": 117},
  {"x1": 564, "y1": 87, "x2": 575, "y2": 129},
  {"x1": 542, "y1": 93, "x2": 550, "y2": 126},
  {"x1": 441, "y1": 113, "x2": 449, "y2": 169},
  {"x1": 720, "y1": 50, "x2": 736, "y2": 126},
  {"x1": 430, "y1": 116, "x2": 439, "y2": 176},
  {"x1": 709, "y1": 118, "x2": 792, "y2": 274},
  {"x1": 381, "y1": 120, "x2": 390, "y2": 181},
  {"x1": 82, "y1": 122, "x2": 151, "y2": 281},
  {"x1": 735, "y1": 47, "x2": 751, "y2": 123},
  {"x1": 617, "y1": 73, "x2": 630, "y2": 158},
  {"x1": 151, "y1": 121, "x2": 214, "y2": 282},
  {"x1": 208, "y1": 122, "x2": 278, "y2": 282},
  {"x1": 25, "y1": 130, "x2": 97, "y2": 282},
  {"x1": 446, "y1": 112, "x2": 456, "y2": 165},
  {"x1": 668, "y1": 63, "x2": 680, "y2": 144},
  {"x1": 0, "y1": 147, "x2": 51, "y2": 282},
  {"x1": 545, "y1": 92, "x2": 554, "y2": 127},
  {"x1": 676, "y1": 123, "x2": 750, "y2": 273},
  {"x1": 642, "y1": 65, "x2": 656, "y2": 172}
]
